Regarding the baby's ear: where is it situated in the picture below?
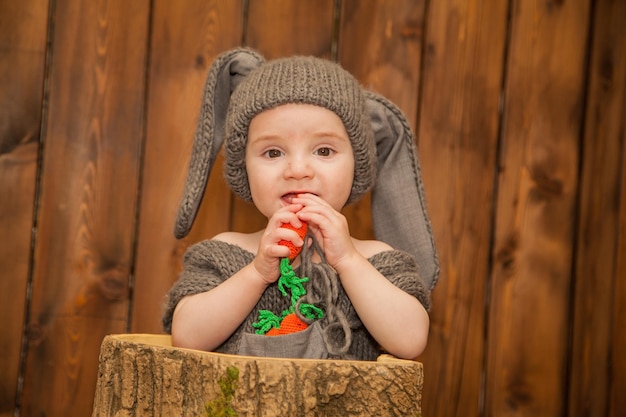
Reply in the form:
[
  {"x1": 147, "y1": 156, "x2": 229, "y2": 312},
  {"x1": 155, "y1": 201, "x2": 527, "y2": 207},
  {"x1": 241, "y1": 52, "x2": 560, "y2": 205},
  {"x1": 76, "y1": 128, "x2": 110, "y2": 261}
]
[
  {"x1": 366, "y1": 92, "x2": 439, "y2": 290},
  {"x1": 175, "y1": 48, "x2": 265, "y2": 239}
]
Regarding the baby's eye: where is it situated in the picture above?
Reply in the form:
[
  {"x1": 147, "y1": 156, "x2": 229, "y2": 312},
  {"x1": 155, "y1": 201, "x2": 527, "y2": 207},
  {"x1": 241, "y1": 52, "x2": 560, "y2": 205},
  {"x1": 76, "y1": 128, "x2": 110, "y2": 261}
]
[
  {"x1": 314, "y1": 147, "x2": 334, "y2": 157},
  {"x1": 264, "y1": 149, "x2": 283, "y2": 158}
]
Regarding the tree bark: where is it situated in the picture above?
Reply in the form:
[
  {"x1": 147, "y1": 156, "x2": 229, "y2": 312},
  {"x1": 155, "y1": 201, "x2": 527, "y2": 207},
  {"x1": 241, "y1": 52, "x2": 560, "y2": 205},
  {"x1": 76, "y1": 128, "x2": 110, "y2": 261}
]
[{"x1": 92, "y1": 334, "x2": 423, "y2": 417}]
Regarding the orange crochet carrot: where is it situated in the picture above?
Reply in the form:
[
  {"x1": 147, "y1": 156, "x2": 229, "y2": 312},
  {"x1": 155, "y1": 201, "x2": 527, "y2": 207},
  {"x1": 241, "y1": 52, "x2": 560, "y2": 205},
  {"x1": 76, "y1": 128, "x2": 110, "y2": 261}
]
[
  {"x1": 279, "y1": 222, "x2": 307, "y2": 261},
  {"x1": 266, "y1": 312, "x2": 308, "y2": 336},
  {"x1": 252, "y1": 224, "x2": 324, "y2": 336}
]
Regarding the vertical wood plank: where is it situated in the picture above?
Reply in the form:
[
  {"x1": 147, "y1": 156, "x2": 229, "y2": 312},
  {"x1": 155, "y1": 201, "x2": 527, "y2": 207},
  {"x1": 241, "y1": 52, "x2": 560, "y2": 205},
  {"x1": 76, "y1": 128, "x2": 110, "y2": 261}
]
[
  {"x1": 337, "y1": 0, "x2": 427, "y2": 241},
  {"x1": 230, "y1": 0, "x2": 336, "y2": 233},
  {"x1": 415, "y1": 1, "x2": 508, "y2": 416},
  {"x1": 569, "y1": 0, "x2": 626, "y2": 415},
  {"x1": 20, "y1": 1, "x2": 150, "y2": 415},
  {"x1": 246, "y1": 0, "x2": 335, "y2": 60},
  {"x1": 486, "y1": 0, "x2": 591, "y2": 415},
  {"x1": 339, "y1": 0, "x2": 424, "y2": 130},
  {"x1": 612, "y1": 127, "x2": 626, "y2": 417},
  {"x1": 131, "y1": 0, "x2": 244, "y2": 334},
  {"x1": 0, "y1": 2, "x2": 49, "y2": 415}
]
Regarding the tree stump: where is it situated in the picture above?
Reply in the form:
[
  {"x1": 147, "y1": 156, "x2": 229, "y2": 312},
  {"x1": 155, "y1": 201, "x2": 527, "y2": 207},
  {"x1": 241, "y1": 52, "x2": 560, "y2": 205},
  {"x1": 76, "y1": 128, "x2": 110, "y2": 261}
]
[{"x1": 92, "y1": 334, "x2": 423, "y2": 416}]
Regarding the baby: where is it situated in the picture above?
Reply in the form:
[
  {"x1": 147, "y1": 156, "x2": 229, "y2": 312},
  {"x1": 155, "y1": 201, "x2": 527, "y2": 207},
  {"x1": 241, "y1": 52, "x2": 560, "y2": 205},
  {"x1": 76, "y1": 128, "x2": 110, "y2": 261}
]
[{"x1": 162, "y1": 48, "x2": 437, "y2": 361}]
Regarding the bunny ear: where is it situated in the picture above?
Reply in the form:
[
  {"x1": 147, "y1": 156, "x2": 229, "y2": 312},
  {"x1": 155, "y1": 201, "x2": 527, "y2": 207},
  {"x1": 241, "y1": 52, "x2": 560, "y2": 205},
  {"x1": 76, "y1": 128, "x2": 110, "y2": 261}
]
[
  {"x1": 366, "y1": 92, "x2": 440, "y2": 290},
  {"x1": 175, "y1": 48, "x2": 265, "y2": 239}
]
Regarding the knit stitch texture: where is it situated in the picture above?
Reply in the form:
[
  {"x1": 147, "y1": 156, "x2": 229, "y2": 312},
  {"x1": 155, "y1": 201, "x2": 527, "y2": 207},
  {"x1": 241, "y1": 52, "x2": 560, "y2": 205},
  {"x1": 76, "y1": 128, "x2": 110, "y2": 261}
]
[
  {"x1": 162, "y1": 239, "x2": 430, "y2": 360},
  {"x1": 224, "y1": 55, "x2": 377, "y2": 205}
]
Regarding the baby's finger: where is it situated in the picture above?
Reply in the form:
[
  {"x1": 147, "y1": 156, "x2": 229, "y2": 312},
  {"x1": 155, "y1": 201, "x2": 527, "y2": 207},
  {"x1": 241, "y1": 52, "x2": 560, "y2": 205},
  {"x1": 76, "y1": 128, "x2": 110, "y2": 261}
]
[
  {"x1": 268, "y1": 204, "x2": 304, "y2": 228},
  {"x1": 291, "y1": 193, "x2": 329, "y2": 208}
]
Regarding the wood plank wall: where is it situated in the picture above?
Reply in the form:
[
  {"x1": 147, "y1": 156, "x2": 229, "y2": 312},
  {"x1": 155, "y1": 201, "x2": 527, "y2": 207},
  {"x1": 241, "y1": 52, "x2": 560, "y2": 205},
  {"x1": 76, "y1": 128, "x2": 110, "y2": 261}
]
[{"x1": 0, "y1": 1, "x2": 624, "y2": 416}]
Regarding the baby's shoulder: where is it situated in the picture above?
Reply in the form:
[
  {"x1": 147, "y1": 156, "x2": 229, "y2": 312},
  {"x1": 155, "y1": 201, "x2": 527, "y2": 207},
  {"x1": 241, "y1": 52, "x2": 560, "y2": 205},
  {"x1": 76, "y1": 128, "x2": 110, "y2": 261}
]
[
  {"x1": 212, "y1": 230, "x2": 262, "y2": 254},
  {"x1": 352, "y1": 238, "x2": 394, "y2": 259}
]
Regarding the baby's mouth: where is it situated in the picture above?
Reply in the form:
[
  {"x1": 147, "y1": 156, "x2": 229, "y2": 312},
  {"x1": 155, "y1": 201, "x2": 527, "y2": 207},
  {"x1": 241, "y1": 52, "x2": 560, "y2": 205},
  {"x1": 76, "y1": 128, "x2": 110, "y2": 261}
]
[
  {"x1": 282, "y1": 193, "x2": 298, "y2": 204},
  {"x1": 282, "y1": 192, "x2": 316, "y2": 204}
]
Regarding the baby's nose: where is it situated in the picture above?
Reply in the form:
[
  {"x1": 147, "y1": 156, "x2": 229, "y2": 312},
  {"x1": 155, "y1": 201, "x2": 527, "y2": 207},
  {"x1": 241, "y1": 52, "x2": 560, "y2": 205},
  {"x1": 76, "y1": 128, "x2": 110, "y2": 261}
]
[{"x1": 284, "y1": 157, "x2": 314, "y2": 179}]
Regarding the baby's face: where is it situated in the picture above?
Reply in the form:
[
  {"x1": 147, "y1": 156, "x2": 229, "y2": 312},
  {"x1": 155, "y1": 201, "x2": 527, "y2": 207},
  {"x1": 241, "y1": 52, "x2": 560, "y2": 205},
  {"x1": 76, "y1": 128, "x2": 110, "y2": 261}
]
[{"x1": 245, "y1": 103, "x2": 355, "y2": 218}]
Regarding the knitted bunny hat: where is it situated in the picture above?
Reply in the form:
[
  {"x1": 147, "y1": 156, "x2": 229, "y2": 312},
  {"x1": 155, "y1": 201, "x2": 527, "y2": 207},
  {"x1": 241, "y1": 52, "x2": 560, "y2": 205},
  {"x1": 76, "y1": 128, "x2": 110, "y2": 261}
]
[
  {"x1": 224, "y1": 54, "x2": 376, "y2": 205},
  {"x1": 175, "y1": 48, "x2": 439, "y2": 290}
]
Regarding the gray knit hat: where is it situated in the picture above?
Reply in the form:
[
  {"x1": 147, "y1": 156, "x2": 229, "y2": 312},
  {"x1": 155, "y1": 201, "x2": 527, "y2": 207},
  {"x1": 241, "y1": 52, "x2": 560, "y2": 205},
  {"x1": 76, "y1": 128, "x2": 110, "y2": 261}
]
[
  {"x1": 175, "y1": 48, "x2": 440, "y2": 290},
  {"x1": 224, "y1": 56, "x2": 376, "y2": 204}
]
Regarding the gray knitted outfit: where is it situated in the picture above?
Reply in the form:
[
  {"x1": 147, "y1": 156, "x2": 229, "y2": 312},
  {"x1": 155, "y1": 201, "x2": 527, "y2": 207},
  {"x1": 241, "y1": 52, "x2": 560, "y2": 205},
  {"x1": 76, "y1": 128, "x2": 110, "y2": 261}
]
[{"x1": 162, "y1": 240, "x2": 430, "y2": 360}]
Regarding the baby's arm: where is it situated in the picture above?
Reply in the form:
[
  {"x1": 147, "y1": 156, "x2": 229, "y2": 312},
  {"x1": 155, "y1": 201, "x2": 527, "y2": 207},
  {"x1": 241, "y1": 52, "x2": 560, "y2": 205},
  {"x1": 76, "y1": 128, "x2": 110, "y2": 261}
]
[
  {"x1": 294, "y1": 193, "x2": 429, "y2": 359},
  {"x1": 170, "y1": 205, "x2": 305, "y2": 351},
  {"x1": 171, "y1": 262, "x2": 270, "y2": 351},
  {"x1": 333, "y1": 250, "x2": 430, "y2": 360}
]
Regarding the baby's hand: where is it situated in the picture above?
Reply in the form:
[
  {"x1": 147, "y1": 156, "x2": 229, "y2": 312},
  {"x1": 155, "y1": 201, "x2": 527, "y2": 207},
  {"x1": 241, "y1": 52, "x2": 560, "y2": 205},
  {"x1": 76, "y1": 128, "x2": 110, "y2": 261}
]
[
  {"x1": 291, "y1": 193, "x2": 357, "y2": 269},
  {"x1": 253, "y1": 205, "x2": 305, "y2": 284}
]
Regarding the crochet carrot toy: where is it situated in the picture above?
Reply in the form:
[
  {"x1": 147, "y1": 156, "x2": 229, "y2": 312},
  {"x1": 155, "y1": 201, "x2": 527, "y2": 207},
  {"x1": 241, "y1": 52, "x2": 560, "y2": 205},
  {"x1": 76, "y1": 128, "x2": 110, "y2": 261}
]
[
  {"x1": 253, "y1": 222, "x2": 324, "y2": 336},
  {"x1": 278, "y1": 221, "x2": 308, "y2": 261}
]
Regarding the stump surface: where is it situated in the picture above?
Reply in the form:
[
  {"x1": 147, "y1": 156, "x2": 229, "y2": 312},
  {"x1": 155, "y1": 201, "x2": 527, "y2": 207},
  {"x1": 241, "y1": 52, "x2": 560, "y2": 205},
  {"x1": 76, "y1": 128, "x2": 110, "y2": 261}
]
[{"x1": 92, "y1": 334, "x2": 423, "y2": 416}]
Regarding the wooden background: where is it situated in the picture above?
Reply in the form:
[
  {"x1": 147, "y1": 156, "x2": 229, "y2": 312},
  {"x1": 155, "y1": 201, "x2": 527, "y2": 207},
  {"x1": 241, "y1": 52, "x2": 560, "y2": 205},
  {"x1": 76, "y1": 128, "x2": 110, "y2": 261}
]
[{"x1": 1, "y1": 0, "x2": 624, "y2": 416}]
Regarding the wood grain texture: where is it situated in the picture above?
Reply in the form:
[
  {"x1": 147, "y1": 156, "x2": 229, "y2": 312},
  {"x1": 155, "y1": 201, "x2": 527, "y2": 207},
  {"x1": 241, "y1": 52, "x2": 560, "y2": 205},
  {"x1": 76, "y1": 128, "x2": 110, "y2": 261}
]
[
  {"x1": 569, "y1": 0, "x2": 626, "y2": 415},
  {"x1": 230, "y1": 0, "x2": 336, "y2": 234},
  {"x1": 1, "y1": 3, "x2": 626, "y2": 416},
  {"x1": 337, "y1": 0, "x2": 427, "y2": 241},
  {"x1": 20, "y1": 1, "x2": 150, "y2": 415},
  {"x1": 415, "y1": 1, "x2": 508, "y2": 416},
  {"x1": 339, "y1": 0, "x2": 424, "y2": 130},
  {"x1": 92, "y1": 334, "x2": 423, "y2": 417},
  {"x1": 247, "y1": 0, "x2": 335, "y2": 60},
  {"x1": 612, "y1": 122, "x2": 626, "y2": 417},
  {"x1": 0, "y1": 2, "x2": 49, "y2": 414},
  {"x1": 131, "y1": 0, "x2": 244, "y2": 334},
  {"x1": 486, "y1": 0, "x2": 591, "y2": 415}
]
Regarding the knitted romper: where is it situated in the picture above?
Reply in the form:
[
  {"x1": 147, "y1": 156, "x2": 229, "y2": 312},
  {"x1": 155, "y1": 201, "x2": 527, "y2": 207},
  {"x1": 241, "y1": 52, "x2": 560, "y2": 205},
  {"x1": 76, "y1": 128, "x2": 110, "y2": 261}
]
[{"x1": 162, "y1": 239, "x2": 431, "y2": 361}]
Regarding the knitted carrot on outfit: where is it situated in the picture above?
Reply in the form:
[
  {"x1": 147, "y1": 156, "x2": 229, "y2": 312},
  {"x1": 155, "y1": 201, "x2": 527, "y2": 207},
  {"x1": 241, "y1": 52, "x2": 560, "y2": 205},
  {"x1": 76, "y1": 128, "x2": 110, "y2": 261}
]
[
  {"x1": 266, "y1": 313, "x2": 308, "y2": 336},
  {"x1": 252, "y1": 222, "x2": 324, "y2": 336}
]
